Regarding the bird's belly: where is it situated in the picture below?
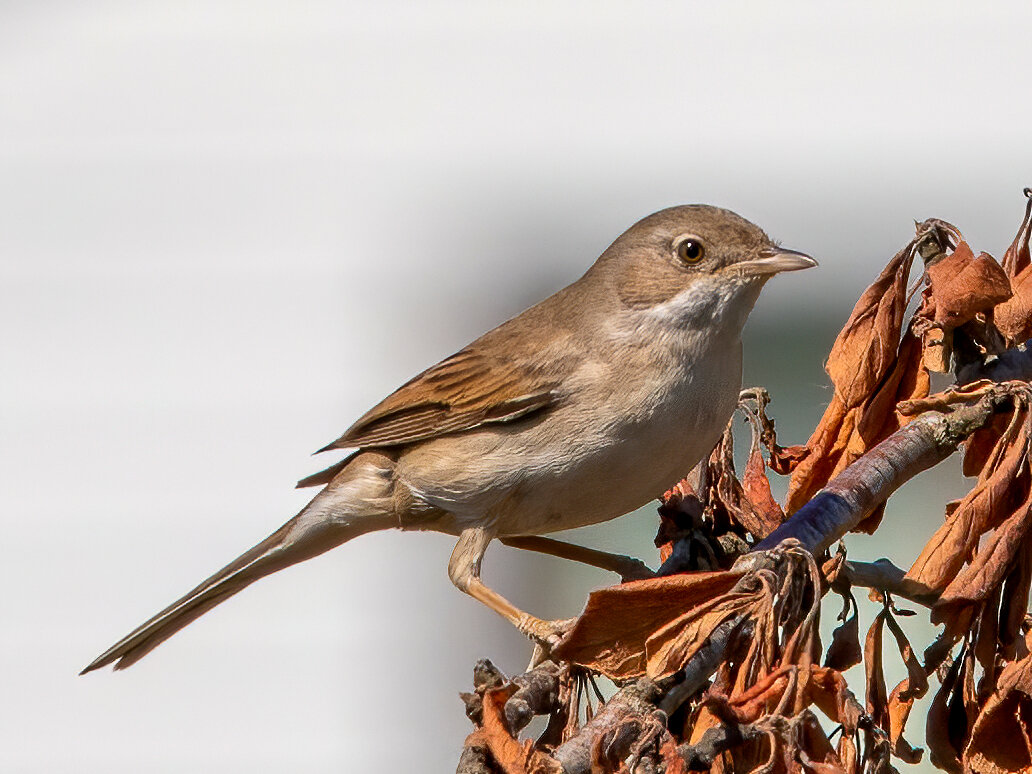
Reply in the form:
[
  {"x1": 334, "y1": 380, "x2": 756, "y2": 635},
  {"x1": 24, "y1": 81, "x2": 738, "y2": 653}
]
[{"x1": 397, "y1": 344, "x2": 742, "y2": 537}]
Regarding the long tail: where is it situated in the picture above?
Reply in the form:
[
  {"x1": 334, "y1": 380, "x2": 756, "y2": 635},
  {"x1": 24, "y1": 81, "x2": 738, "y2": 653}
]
[{"x1": 82, "y1": 454, "x2": 398, "y2": 673}]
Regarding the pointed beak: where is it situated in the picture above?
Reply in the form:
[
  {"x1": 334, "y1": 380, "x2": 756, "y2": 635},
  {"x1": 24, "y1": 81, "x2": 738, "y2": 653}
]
[{"x1": 737, "y1": 247, "x2": 818, "y2": 277}]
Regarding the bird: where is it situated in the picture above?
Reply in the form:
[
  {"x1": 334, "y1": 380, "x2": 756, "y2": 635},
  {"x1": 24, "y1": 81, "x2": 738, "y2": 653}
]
[{"x1": 82, "y1": 204, "x2": 815, "y2": 673}]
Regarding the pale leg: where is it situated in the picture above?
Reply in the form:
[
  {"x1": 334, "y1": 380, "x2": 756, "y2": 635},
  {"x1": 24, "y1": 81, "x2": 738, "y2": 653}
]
[{"x1": 448, "y1": 527, "x2": 572, "y2": 645}]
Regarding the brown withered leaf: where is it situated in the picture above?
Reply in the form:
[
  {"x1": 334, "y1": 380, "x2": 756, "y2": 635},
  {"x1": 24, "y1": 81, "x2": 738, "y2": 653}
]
[
  {"x1": 897, "y1": 379, "x2": 997, "y2": 416},
  {"x1": 882, "y1": 610, "x2": 928, "y2": 763},
  {"x1": 742, "y1": 427, "x2": 786, "y2": 538},
  {"x1": 926, "y1": 647, "x2": 965, "y2": 774},
  {"x1": 856, "y1": 329, "x2": 930, "y2": 445},
  {"x1": 795, "y1": 713, "x2": 847, "y2": 774},
  {"x1": 995, "y1": 189, "x2": 1032, "y2": 344},
  {"x1": 553, "y1": 571, "x2": 742, "y2": 680},
  {"x1": 646, "y1": 586, "x2": 770, "y2": 680},
  {"x1": 738, "y1": 387, "x2": 809, "y2": 475},
  {"x1": 769, "y1": 444, "x2": 809, "y2": 475},
  {"x1": 964, "y1": 409, "x2": 1015, "y2": 477},
  {"x1": 826, "y1": 239, "x2": 917, "y2": 408},
  {"x1": 1001, "y1": 188, "x2": 1032, "y2": 277},
  {"x1": 935, "y1": 477, "x2": 1032, "y2": 623},
  {"x1": 906, "y1": 408, "x2": 1029, "y2": 594},
  {"x1": 862, "y1": 605, "x2": 927, "y2": 762},
  {"x1": 472, "y1": 687, "x2": 563, "y2": 774},
  {"x1": 785, "y1": 395, "x2": 854, "y2": 514},
  {"x1": 926, "y1": 241, "x2": 1012, "y2": 331},
  {"x1": 787, "y1": 328, "x2": 929, "y2": 520},
  {"x1": 864, "y1": 610, "x2": 888, "y2": 731},
  {"x1": 973, "y1": 588, "x2": 1003, "y2": 698},
  {"x1": 658, "y1": 736, "x2": 688, "y2": 774},
  {"x1": 965, "y1": 651, "x2": 1032, "y2": 774},
  {"x1": 824, "y1": 590, "x2": 862, "y2": 672},
  {"x1": 996, "y1": 266, "x2": 1032, "y2": 346},
  {"x1": 1000, "y1": 547, "x2": 1032, "y2": 659}
]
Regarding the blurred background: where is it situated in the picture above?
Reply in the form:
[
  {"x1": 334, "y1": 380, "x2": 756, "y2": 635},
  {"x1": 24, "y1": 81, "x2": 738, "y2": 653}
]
[{"x1": 2, "y1": 2, "x2": 1031, "y2": 771}]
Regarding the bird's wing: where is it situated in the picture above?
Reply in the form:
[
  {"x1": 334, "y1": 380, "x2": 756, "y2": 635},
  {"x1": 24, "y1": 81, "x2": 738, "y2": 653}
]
[{"x1": 316, "y1": 345, "x2": 559, "y2": 453}]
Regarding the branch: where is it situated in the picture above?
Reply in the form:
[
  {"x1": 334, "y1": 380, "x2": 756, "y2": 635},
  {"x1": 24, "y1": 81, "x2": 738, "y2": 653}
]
[{"x1": 751, "y1": 397, "x2": 998, "y2": 556}]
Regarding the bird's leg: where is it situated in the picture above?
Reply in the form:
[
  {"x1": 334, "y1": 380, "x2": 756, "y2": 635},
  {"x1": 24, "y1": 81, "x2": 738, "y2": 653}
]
[
  {"x1": 449, "y1": 527, "x2": 573, "y2": 646},
  {"x1": 499, "y1": 535, "x2": 654, "y2": 581}
]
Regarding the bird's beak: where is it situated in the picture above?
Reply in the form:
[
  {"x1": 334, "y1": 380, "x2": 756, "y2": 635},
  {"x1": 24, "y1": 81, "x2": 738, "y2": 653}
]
[{"x1": 737, "y1": 247, "x2": 818, "y2": 277}]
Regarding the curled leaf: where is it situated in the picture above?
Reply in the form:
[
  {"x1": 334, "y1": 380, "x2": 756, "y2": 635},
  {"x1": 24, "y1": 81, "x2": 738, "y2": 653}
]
[
  {"x1": 742, "y1": 426, "x2": 786, "y2": 538},
  {"x1": 964, "y1": 651, "x2": 1032, "y2": 773},
  {"x1": 926, "y1": 241, "x2": 1012, "y2": 331},
  {"x1": 826, "y1": 240, "x2": 917, "y2": 408},
  {"x1": 824, "y1": 590, "x2": 862, "y2": 672},
  {"x1": 907, "y1": 407, "x2": 1030, "y2": 594},
  {"x1": 996, "y1": 189, "x2": 1032, "y2": 344},
  {"x1": 553, "y1": 571, "x2": 741, "y2": 680}
]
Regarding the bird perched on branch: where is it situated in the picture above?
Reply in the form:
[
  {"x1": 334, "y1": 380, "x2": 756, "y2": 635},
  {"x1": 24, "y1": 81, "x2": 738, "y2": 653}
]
[{"x1": 83, "y1": 204, "x2": 815, "y2": 673}]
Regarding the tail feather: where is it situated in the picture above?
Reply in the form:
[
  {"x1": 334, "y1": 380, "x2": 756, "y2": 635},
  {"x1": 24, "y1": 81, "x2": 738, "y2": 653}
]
[{"x1": 82, "y1": 455, "x2": 398, "y2": 674}]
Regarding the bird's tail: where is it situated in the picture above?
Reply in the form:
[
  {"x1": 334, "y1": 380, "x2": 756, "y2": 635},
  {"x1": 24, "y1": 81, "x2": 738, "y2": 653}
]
[{"x1": 81, "y1": 452, "x2": 398, "y2": 674}]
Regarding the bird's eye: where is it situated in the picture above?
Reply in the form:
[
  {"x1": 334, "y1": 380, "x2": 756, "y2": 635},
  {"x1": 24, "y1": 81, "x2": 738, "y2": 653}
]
[{"x1": 675, "y1": 238, "x2": 705, "y2": 264}]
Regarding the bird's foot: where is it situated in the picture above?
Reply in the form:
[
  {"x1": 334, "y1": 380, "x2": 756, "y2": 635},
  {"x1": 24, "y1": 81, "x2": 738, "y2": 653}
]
[
  {"x1": 617, "y1": 558, "x2": 656, "y2": 582},
  {"x1": 518, "y1": 615, "x2": 576, "y2": 669}
]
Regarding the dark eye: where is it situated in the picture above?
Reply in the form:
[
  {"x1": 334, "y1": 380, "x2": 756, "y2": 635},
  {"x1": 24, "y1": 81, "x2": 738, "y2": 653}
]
[{"x1": 676, "y1": 238, "x2": 705, "y2": 264}]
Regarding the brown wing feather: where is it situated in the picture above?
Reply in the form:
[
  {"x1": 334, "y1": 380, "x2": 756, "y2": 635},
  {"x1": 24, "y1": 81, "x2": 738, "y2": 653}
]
[{"x1": 316, "y1": 347, "x2": 558, "y2": 452}]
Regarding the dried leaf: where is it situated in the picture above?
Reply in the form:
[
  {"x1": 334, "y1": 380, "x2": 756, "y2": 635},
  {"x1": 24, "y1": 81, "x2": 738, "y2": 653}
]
[
  {"x1": 769, "y1": 444, "x2": 810, "y2": 475},
  {"x1": 897, "y1": 379, "x2": 996, "y2": 416},
  {"x1": 926, "y1": 242, "x2": 1012, "y2": 331},
  {"x1": 553, "y1": 571, "x2": 741, "y2": 679},
  {"x1": 965, "y1": 651, "x2": 1032, "y2": 773},
  {"x1": 1000, "y1": 546, "x2": 1032, "y2": 658},
  {"x1": 964, "y1": 410, "x2": 1015, "y2": 477},
  {"x1": 883, "y1": 611, "x2": 927, "y2": 764},
  {"x1": 997, "y1": 266, "x2": 1032, "y2": 345},
  {"x1": 785, "y1": 395, "x2": 854, "y2": 514},
  {"x1": 824, "y1": 591, "x2": 862, "y2": 672},
  {"x1": 826, "y1": 240, "x2": 917, "y2": 408},
  {"x1": 1001, "y1": 188, "x2": 1032, "y2": 277},
  {"x1": 864, "y1": 610, "x2": 888, "y2": 727},
  {"x1": 907, "y1": 411, "x2": 1029, "y2": 593},
  {"x1": 973, "y1": 589, "x2": 1003, "y2": 699},
  {"x1": 883, "y1": 606, "x2": 929, "y2": 702},
  {"x1": 856, "y1": 329, "x2": 929, "y2": 444},
  {"x1": 936, "y1": 478, "x2": 1032, "y2": 620},
  {"x1": 475, "y1": 687, "x2": 564, "y2": 774},
  {"x1": 658, "y1": 735, "x2": 688, "y2": 774},
  {"x1": 886, "y1": 679, "x2": 924, "y2": 764},
  {"x1": 926, "y1": 648, "x2": 965, "y2": 774},
  {"x1": 788, "y1": 328, "x2": 928, "y2": 518},
  {"x1": 996, "y1": 190, "x2": 1032, "y2": 344},
  {"x1": 743, "y1": 430, "x2": 786, "y2": 537},
  {"x1": 646, "y1": 588, "x2": 767, "y2": 680}
]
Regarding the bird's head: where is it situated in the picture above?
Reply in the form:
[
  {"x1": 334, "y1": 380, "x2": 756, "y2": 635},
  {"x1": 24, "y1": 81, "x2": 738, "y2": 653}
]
[{"x1": 597, "y1": 204, "x2": 816, "y2": 332}]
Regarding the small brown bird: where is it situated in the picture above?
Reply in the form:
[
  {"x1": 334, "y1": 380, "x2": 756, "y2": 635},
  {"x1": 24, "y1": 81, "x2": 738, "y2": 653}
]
[{"x1": 82, "y1": 205, "x2": 815, "y2": 673}]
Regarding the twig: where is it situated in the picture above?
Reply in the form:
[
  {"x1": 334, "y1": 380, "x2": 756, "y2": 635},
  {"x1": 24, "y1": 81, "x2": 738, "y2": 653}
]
[
  {"x1": 677, "y1": 722, "x2": 766, "y2": 770},
  {"x1": 658, "y1": 617, "x2": 750, "y2": 716},
  {"x1": 842, "y1": 559, "x2": 939, "y2": 608},
  {"x1": 551, "y1": 678, "x2": 662, "y2": 774}
]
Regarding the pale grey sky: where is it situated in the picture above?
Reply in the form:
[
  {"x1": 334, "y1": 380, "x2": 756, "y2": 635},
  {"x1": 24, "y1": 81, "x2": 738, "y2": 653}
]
[{"x1": 2, "y1": 2, "x2": 1030, "y2": 771}]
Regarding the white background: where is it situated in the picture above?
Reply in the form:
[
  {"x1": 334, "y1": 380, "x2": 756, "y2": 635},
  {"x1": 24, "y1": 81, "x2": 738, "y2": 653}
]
[{"x1": 3, "y1": 2, "x2": 1031, "y2": 771}]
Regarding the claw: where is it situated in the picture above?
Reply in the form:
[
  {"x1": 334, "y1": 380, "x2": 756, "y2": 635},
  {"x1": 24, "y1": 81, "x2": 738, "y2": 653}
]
[{"x1": 519, "y1": 616, "x2": 576, "y2": 669}]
